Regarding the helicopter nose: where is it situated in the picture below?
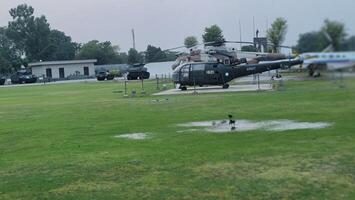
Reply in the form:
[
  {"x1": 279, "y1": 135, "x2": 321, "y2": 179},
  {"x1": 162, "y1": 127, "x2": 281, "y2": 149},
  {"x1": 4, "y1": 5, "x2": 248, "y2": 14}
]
[{"x1": 172, "y1": 71, "x2": 179, "y2": 81}]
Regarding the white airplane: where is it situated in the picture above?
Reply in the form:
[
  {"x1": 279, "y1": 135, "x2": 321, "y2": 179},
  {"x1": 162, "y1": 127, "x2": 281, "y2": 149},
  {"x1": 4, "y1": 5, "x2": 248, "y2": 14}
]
[{"x1": 300, "y1": 51, "x2": 355, "y2": 77}]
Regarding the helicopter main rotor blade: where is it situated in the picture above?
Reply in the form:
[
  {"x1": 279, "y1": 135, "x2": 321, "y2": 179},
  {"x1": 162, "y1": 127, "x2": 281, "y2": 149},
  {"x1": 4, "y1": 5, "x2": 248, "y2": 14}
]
[
  {"x1": 163, "y1": 45, "x2": 188, "y2": 52},
  {"x1": 224, "y1": 41, "x2": 255, "y2": 45},
  {"x1": 162, "y1": 41, "x2": 215, "y2": 52},
  {"x1": 224, "y1": 40, "x2": 294, "y2": 50}
]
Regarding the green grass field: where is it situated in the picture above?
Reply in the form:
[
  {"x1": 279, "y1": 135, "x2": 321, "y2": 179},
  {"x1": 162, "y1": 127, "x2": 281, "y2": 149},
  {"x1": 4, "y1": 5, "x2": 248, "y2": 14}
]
[{"x1": 0, "y1": 78, "x2": 355, "y2": 199}]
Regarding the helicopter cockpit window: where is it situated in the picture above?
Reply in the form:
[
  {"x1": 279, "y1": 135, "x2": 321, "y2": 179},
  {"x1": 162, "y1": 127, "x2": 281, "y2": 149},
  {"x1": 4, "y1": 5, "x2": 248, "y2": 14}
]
[{"x1": 192, "y1": 64, "x2": 205, "y2": 71}]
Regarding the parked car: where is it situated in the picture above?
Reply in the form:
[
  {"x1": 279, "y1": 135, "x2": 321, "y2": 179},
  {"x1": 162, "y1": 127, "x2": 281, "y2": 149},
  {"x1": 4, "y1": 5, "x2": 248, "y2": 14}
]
[{"x1": 96, "y1": 71, "x2": 115, "y2": 81}]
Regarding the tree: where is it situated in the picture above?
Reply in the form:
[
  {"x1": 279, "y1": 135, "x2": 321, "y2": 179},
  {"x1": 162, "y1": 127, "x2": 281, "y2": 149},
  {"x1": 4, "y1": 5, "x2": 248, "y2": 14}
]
[
  {"x1": 164, "y1": 51, "x2": 178, "y2": 62},
  {"x1": 343, "y1": 36, "x2": 355, "y2": 51},
  {"x1": 184, "y1": 36, "x2": 198, "y2": 48},
  {"x1": 202, "y1": 25, "x2": 225, "y2": 46},
  {"x1": 6, "y1": 4, "x2": 53, "y2": 62},
  {"x1": 267, "y1": 18, "x2": 288, "y2": 53},
  {"x1": 296, "y1": 19, "x2": 349, "y2": 53},
  {"x1": 118, "y1": 52, "x2": 128, "y2": 64},
  {"x1": 145, "y1": 45, "x2": 168, "y2": 63},
  {"x1": 0, "y1": 27, "x2": 21, "y2": 73},
  {"x1": 241, "y1": 45, "x2": 257, "y2": 52},
  {"x1": 76, "y1": 40, "x2": 125, "y2": 65},
  {"x1": 322, "y1": 19, "x2": 346, "y2": 51},
  {"x1": 5, "y1": 4, "x2": 80, "y2": 63},
  {"x1": 6, "y1": 4, "x2": 34, "y2": 53},
  {"x1": 127, "y1": 48, "x2": 143, "y2": 64},
  {"x1": 296, "y1": 31, "x2": 328, "y2": 53},
  {"x1": 45, "y1": 30, "x2": 77, "y2": 61}
]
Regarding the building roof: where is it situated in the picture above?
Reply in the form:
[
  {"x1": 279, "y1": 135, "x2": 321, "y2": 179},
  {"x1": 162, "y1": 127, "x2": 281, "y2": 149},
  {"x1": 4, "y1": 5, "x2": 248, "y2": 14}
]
[
  {"x1": 28, "y1": 59, "x2": 97, "y2": 67},
  {"x1": 95, "y1": 64, "x2": 129, "y2": 68}
]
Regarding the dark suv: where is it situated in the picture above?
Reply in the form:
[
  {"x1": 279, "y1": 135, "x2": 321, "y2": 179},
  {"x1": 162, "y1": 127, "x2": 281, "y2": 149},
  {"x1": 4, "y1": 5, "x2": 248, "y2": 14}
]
[{"x1": 96, "y1": 71, "x2": 115, "y2": 81}]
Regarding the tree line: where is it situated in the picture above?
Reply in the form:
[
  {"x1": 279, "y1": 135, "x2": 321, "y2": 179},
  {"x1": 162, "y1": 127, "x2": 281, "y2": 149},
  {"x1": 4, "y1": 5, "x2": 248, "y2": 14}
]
[
  {"x1": 0, "y1": 4, "x2": 178, "y2": 74},
  {"x1": 185, "y1": 18, "x2": 355, "y2": 54},
  {"x1": 2, "y1": 4, "x2": 355, "y2": 74},
  {"x1": 296, "y1": 19, "x2": 355, "y2": 52}
]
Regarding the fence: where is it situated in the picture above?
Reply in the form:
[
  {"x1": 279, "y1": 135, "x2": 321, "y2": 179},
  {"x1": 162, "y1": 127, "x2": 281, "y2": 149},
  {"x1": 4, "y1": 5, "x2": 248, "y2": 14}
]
[{"x1": 123, "y1": 73, "x2": 173, "y2": 97}]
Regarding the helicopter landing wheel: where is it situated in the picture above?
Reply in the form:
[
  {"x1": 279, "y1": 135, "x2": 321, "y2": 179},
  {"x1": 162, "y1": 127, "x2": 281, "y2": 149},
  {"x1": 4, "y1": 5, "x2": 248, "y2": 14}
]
[
  {"x1": 180, "y1": 86, "x2": 187, "y2": 91},
  {"x1": 222, "y1": 84, "x2": 229, "y2": 89}
]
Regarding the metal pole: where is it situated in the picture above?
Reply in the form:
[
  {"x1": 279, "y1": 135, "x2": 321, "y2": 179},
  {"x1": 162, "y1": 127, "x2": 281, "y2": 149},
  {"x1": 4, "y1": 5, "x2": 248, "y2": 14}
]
[
  {"x1": 141, "y1": 78, "x2": 145, "y2": 94},
  {"x1": 257, "y1": 73, "x2": 260, "y2": 91},
  {"x1": 340, "y1": 70, "x2": 345, "y2": 88},
  {"x1": 193, "y1": 73, "x2": 197, "y2": 94},
  {"x1": 124, "y1": 81, "x2": 128, "y2": 97},
  {"x1": 156, "y1": 77, "x2": 159, "y2": 90},
  {"x1": 239, "y1": 20, "x2": 242, "y2": 50},
  {"x1": 253, "y1": 16, "x2": 256, "y2": 38}
]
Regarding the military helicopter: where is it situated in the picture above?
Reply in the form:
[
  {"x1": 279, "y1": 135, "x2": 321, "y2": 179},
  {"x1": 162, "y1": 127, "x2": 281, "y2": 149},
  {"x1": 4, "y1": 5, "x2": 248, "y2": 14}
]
[
  {"x1": 171, "y1": 41, "x2": 302, "y2": 90},
  {"x1": 172, "y1": 41, "x2": 293, "y2": 69},
  {"x1": 173, "y1": 59, "x2": 302, "y2": 90}
]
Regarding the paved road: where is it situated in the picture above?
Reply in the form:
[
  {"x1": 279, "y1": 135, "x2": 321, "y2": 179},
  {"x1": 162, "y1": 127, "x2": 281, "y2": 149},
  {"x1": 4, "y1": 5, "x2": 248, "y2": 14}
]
[
  {"x1": 153, "y1": 84, "x2": 273, "y2": 96},
  {"x1": 0, "y1": 78, "x2": 102, "y2": 88}
]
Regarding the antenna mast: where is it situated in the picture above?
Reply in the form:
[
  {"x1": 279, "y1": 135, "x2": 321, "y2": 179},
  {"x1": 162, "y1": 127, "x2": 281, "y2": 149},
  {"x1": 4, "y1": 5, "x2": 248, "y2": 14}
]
[
  {"x1": 239, "y1": 20, "x2": 242, "y2": 49},
  {"x1": 132, "y1": 29, "x2": 136, "y2": 50},
  {"x1": 253, "y1": 16, "x2": 256, "y2": 38}
]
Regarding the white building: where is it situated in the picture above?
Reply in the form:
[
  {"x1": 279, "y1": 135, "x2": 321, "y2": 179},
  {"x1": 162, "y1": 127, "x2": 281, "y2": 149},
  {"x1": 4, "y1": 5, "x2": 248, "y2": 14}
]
[{"x1": 29, "y1": 59, "x2": 97, "y2": 79}]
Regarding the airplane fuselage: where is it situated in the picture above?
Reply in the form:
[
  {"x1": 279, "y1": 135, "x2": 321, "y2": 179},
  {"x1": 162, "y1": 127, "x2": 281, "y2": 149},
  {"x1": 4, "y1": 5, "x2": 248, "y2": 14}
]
[{"x1": 302, "y1": 52, "x2": 355, "y2": 71}]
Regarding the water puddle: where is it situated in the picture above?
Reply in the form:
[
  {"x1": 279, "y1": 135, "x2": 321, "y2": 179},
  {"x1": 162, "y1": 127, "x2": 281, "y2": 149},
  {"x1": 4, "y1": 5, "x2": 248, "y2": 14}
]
[
  {"x1": 114, "y1": 133, "x2": 149, "y2": 140},
  {"x1": 178, "y1": 119, "x2": 331, "y2": 133}
]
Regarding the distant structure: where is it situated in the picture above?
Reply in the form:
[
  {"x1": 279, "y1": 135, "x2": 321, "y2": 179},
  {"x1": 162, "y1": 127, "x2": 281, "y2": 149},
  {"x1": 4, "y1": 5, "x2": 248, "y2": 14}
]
[
  {"x1": 254, "y1": 30, "x2": 268, "y2": 53},
  {"x1": 132, "y1": 29, "x2": 136, "y2": 50},
  {"x1": 29, "y1": 59, "x2": 97, "y2": 79}
]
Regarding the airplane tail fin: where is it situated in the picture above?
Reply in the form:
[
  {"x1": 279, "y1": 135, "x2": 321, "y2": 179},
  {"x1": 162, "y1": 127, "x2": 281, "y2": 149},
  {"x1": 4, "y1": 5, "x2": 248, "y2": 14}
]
[{"x1": 322, "y1": 31, "x2": 334, "y2": 52}]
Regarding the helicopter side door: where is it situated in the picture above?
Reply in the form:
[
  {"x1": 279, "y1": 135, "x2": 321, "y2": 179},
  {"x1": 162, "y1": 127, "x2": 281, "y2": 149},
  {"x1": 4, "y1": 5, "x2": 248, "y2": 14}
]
[
  {"x1": 179, "y1": 64, "x2": 191, "y2": 84},
  {"x1": 190, "y1": 63, "x2": 205, "y2": 85},
  {"x1": 205, "y1": 63, "x2": 223, "y2": 84}
]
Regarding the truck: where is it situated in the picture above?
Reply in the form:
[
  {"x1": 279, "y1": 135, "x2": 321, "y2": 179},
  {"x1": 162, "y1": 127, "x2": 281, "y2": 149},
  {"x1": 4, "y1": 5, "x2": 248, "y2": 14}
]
[
  {"x1": 10, "y1": 69, "x2": 37, "y2": 84},
  {"x1": 127, "y1": 64, "x2": 150, "y2": 80}
]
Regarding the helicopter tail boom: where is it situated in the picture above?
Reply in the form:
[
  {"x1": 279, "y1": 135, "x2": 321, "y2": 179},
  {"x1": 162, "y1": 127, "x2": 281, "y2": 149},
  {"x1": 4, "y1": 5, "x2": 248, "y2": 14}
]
[{"x1": 231, "y1": 59, "x2": 303, "y2": 79}]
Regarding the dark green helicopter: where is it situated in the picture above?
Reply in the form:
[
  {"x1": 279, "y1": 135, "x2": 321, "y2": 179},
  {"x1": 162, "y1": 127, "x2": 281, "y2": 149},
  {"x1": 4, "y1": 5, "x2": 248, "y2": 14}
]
[
  {"x1": 171, "y1": 41, "x2": 302, "y2": 90},
  {"x1": 172, "y1": 59, "x2": 302, "y2": 90}
]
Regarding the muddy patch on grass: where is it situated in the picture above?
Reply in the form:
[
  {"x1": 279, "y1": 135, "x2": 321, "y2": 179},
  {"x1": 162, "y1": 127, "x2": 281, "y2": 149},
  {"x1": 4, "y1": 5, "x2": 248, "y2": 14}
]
[
  {"x1": 50, "y1": 180, "x2": 117, "y2": 194},
  {"x1": 178, "y1": 119, "x2": 331, "y2": 133},
  {"x1": 114, "y1": 133, "x2": 149, "y2": 140}
]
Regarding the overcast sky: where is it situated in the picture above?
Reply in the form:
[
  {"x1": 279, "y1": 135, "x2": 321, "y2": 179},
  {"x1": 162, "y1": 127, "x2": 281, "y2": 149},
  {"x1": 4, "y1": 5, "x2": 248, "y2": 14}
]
[{"x1": 1, "y1": 0, "x2": 354, "y2": 52}]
